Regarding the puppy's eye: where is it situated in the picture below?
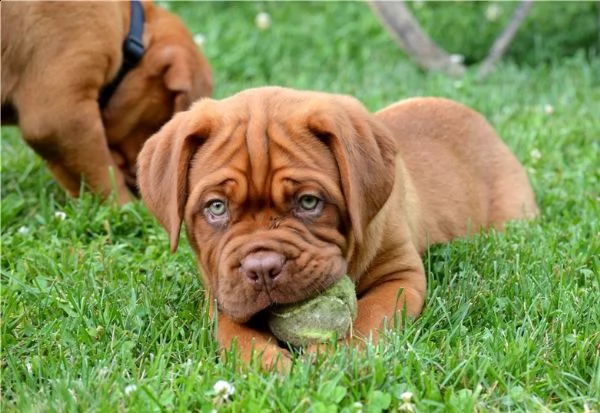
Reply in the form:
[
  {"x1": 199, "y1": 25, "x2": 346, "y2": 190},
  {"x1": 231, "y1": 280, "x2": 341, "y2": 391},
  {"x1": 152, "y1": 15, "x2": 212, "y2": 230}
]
[
  {"x1": 207, "y1": 199, "x2": 227, "y2": 216},
  {"x1": 298, "y1": 194, "x2": 321, "y2": 211}
]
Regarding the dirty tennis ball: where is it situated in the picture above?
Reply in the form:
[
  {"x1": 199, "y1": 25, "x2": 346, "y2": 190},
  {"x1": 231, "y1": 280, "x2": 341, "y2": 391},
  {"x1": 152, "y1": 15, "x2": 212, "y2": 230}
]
[{"x1": 268, "y1": 275, "x2": 357, "y2": 347}]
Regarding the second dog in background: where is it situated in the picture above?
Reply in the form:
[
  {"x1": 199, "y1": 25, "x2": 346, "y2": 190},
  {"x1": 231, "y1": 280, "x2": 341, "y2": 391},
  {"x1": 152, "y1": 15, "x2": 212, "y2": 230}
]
[{"x1": 1, "y1": 0, "x2": 213, "y2": 203}]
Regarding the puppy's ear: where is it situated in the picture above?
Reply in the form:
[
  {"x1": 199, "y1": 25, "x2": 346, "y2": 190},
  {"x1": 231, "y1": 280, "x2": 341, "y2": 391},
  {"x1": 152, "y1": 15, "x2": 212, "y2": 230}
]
[
  {"x1": 137, "y1": 106, "x2": 212, "y2": 252},
  {"x1": 307, "y1": 96, "x2": 397, "y2": 244},
  {"x1": 160, "y1": 46, "x2": 213, "y2": 112},
  {"x1": 164, "y1": 58, "x2": 192, "y2": 112}
]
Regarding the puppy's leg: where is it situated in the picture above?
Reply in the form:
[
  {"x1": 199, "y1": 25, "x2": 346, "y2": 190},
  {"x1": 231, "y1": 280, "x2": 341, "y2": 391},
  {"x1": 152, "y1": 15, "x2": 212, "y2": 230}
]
[
  {"x1": 352, "y1": 243, "x2": 427, "y2": 343},
  {"x1": 15, "y1": 83, "x2": 132, "y2": 204},
  {"x1": 216, "y1": 311, "x2": 292, "y2": 372}
]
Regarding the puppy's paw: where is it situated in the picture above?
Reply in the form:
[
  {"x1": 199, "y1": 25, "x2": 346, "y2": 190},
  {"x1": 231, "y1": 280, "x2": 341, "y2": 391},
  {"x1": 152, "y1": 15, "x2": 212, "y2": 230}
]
[
  {"x1": 302, "y1": 331, "x2": 372, "y2": 361},
  {"x1": 260, "y1": 346, "x2": 293, "y2": 373},
  {"x1": 301, "y1": 340, "x2": 343, "y2": 365}
]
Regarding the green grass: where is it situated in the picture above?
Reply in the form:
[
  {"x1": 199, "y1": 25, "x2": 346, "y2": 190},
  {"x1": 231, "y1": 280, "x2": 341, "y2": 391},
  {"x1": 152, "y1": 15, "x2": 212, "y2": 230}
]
[{"x1": 2, "y1": 1, "x2": 599, "y2": 412}]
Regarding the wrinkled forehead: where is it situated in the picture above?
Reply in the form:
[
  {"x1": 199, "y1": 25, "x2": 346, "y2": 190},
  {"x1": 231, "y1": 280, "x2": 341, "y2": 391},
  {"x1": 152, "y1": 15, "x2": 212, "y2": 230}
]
[{"x1": 187, "y1": 96, "x2": 341, "y2": 199}]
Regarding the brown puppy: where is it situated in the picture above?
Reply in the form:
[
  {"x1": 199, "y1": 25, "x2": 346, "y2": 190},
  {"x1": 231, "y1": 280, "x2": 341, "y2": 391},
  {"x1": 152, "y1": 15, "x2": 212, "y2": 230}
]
[
  {"x1": 138, "y1": 87, "x2": 537, "y2": 369},
  {"x1": 1, "y1": 0, "x2": 212, "y2": 203}
]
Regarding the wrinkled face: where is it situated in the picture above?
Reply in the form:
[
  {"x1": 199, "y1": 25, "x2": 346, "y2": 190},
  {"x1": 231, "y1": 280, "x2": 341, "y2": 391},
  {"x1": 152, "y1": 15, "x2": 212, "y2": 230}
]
[
  {"x1": 138, "y1": 87, "x2": 397, "y2": 325},
  {"x1": 184, "y1": 117, "x2": 352, "y2": 323}
]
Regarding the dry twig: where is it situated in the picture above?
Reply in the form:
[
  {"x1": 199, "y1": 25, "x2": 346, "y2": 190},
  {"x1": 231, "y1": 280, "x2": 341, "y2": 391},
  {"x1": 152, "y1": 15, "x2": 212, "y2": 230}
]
[
  {"x1": 368, "y1": 0, "x2": 466, "y2": 77},
  {"x1": 477, "y1": 0, "x2": 535, "y2": 80}
]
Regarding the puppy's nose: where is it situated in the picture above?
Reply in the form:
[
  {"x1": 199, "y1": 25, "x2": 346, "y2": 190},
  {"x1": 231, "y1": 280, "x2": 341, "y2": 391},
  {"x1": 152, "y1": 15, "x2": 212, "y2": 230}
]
[{"x1": 240, "y1": 250, "x2": 284, "y2": 282}]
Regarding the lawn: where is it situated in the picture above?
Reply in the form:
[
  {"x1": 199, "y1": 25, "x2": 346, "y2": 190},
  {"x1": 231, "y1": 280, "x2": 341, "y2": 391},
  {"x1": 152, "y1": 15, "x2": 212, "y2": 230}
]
[{"x1": 1, "y1": 1, "x2": 599, "y2": 412}]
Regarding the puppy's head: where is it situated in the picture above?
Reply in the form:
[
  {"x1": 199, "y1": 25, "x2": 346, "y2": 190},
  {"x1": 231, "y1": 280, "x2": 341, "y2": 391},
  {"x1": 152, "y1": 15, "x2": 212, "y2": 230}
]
[
  {"x1": 138, "y1": 87, "x2": 396, "y2": 323},
  {"x1": 102, "y1": 3, "x2": 213, "y2": 191}
]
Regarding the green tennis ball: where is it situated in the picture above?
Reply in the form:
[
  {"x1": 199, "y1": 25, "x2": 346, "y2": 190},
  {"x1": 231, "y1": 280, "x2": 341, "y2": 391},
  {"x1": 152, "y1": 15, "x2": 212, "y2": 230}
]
[{"x1": 268, "y1": 275, "x2": 357, "y2": 347}]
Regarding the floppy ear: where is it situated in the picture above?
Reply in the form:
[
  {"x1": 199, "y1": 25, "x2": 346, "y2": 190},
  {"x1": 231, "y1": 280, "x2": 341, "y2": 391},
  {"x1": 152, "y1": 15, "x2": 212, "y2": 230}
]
[
  {"x1": 160, "y1": 45, "x2": 213, "y2": 112},
  {"x1": 137, "y1": 108, "x2": 212, "y2": 252},
  {"x1": 306, "y1": 97, "x2": 397, "y2": 245},
  {"x1": 161, "y1": 47, "x2": 194, "y2": 112}
]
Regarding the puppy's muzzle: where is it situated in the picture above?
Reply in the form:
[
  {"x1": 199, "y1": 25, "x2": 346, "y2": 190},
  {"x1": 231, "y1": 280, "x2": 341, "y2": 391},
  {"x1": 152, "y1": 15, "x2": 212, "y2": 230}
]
[{"x1": 240, "y1": 250, "x2": 285, "y2": 286}]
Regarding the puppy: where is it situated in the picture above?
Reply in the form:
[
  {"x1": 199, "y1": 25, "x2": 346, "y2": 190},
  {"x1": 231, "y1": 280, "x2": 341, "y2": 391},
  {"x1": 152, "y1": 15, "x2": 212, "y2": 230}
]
[
  {"x1": 1, "y1": 0, "x2": 212, "y2": 203},
  {"x1": 138, "y1": 87, "x2": 537, "y2": 369}
]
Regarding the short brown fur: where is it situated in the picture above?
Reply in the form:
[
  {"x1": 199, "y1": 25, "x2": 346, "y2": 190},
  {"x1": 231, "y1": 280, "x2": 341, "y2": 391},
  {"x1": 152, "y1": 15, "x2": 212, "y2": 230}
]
[
  {"x1": 1, "y1": 0, "x2": 213, "y2": 203},
  {"x1": 138, "y1": 87, "x2": 537, "y2": 370}
]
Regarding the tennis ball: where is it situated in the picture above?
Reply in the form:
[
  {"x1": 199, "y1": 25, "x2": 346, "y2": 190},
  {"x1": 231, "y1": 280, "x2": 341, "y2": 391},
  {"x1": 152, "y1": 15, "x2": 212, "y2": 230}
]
[{"x1": 268, "y1": 275, "x2": 357, "y2": 347}]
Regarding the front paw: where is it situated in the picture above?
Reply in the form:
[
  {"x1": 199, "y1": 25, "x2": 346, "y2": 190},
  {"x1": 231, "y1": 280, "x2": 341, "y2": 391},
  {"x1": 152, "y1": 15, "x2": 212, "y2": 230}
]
[
  {"x1": 303, "y1": 342, "x2": 337, "y2": 360},
  {"x1": 259, "y1": 345, "x2": 293, "y2": 373},
  {"x1": 302, "y1": 331, "x2": 370, "y2": 361}
]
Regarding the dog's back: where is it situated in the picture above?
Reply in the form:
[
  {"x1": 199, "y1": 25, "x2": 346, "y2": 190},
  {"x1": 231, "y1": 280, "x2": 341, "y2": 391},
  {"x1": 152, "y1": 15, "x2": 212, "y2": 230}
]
[
  {"x1": 377, "y1": 97, "x2": 537, "y2": 248},
  {"x1": 1, "y1": 1, "x2": 125, "y2": 111}
]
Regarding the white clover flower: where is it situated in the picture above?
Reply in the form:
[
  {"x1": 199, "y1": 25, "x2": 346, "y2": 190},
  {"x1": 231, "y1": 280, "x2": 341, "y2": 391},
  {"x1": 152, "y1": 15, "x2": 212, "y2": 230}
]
[
  {"x1": 213, "y1": 379, "x2": 235, "y2": 403},
  {"x1": 399, "y1": 391, "x2": 415, "y2": 412},
  {"x1": 399, "y1": 402, "x2": 415, "y2": 412},
  {"x1": 18, "y1": 226, "x2": 30, "y2": 235},
  {"x1": 351, "y1": 401, "x2": 364, "y2": 412},
  {"x1": 124, "y1": 384, "x2": 137, "y2": 396},
  {"x1": 544, "y1": 104, "x2": 554, "y2": 115},
  {"x1": 449, "y1": 54, "x2": 464, "y2": 64},
  {"x1": 255, "y1": 12, "x2": 271, "y2": 31},
  {"x1": 485, "y1": 4, "x2": 501, "y2": 22},
  {"x1": 193, "y1": 34, "x2": 206, "y2": 48},
  {"x1": 183, "y1": 358, "x2": 193, "y2": 369},
  {"x1": 530, "y1": 148, "x2": 542, "y2": 161},
  {"x1": 157, "y1": 1, "x2": 170, "y2": 10},
  {"x1": 54, "y1": 211, "x2": 67, "y2": 220}
]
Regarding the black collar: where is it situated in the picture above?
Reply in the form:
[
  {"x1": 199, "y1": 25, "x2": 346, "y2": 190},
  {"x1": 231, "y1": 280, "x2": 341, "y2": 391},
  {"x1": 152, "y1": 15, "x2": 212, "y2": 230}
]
[{"x1": 98, "y1": 0, "x2": 145, "y2": 109}]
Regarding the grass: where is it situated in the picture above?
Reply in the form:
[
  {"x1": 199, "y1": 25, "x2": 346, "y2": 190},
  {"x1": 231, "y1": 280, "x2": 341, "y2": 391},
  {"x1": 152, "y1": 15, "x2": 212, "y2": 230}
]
[{"x1": 1, "y1": 1, "x2": 599, "y2": 412}]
